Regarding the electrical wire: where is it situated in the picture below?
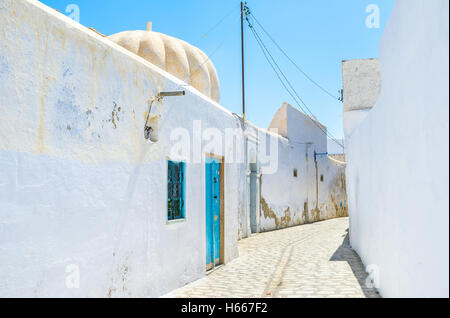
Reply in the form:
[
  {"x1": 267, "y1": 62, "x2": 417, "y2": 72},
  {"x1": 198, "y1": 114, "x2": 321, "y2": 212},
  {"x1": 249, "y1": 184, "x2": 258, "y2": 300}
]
[
  {"x1": 247, "y1": 15, "x2": 343, "y2": 148},
  {"x1": 247, "y1": 16, "x2": 316, "y2": 123},
  {"x1": 192, "y1": 3, "x2": 241, "y2": 47},
  {"x1": 168, "y1": 12, "x2": 239, "y2": 95},
  {"x1": 245, "y1": 15, "x2": 344, "y2": 149},
  {"x1": 181, "y1": 18, "x2": 238, "y2": 87},
  {"x1": 249, "y1": 11, "x2": 341, "y2": 102}
]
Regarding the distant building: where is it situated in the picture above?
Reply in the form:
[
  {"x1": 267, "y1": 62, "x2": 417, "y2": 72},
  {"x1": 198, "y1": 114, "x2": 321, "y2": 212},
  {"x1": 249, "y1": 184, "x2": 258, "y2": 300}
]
[{"x1": 241, "y1": 103, "x2": 348, "y2": 236}]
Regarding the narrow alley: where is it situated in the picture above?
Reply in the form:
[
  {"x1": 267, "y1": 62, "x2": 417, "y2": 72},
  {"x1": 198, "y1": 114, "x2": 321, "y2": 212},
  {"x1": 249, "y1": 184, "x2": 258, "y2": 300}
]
[
  {"x1": 2, "y1": 0, "x2": 447, "y2": 300},
  {"x1": 164, "y1": 218, "x2": 380, "y2": 298}
]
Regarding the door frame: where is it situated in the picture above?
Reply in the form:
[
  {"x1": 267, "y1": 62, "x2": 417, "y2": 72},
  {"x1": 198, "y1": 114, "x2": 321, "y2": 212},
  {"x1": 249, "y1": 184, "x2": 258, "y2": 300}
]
[{"x1": 205, "y1": 153, "x2": 225, "y2": 269}]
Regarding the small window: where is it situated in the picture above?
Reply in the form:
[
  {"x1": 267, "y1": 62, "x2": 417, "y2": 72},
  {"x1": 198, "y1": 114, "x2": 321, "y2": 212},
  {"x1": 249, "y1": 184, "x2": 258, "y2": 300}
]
[
  {"x1": 320, "y1": 174, "x2": 324, "y2": 182},
  {"x1": 293, "y1": 169, "x2": 298, "y2": 178},
  {"x1": 167, "y1": 160, "x2": 185, "y2": 221}
]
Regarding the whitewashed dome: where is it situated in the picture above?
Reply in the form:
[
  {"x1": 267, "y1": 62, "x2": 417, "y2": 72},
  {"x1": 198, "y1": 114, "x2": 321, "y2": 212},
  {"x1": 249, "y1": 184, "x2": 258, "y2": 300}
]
[{"x1": 108, "y1": 25, "x2": 220, "y2": 103}]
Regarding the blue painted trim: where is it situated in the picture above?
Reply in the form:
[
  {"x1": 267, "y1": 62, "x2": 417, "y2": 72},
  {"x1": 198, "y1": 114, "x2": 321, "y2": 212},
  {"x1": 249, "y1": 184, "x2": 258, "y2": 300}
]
[{"x1": 167, "y1": 160, "x2": 186, "y2": 221}]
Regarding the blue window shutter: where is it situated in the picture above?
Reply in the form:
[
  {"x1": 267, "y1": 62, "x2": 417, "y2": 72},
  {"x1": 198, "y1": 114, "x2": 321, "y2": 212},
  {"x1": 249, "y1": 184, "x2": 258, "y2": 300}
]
[
  {"x1": 180, "y1": 162, "x2": 185, "y2": 217},
  {"x1": 168, "y1": 161, "x2": 174, "y2": 220},
  {"x1": 167, "y1": 160, "x2": 185, "y2": 221}
]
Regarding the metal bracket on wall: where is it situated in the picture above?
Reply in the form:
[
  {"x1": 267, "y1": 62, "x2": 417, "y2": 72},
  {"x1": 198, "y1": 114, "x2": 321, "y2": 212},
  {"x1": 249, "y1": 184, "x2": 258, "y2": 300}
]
[{"x1": 314, "y1": 151, "x2": 329, "y2": 162}]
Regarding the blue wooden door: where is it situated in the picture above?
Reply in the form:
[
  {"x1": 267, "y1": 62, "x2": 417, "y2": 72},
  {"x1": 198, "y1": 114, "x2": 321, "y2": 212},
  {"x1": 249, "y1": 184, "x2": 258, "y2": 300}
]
[{"x1": 206, "y1": 157, "x2": 221, "y2": 270}]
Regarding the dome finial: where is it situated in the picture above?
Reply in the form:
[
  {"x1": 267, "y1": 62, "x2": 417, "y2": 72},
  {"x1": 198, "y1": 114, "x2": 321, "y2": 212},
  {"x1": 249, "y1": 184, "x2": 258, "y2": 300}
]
[{"x1": 147, "y1": 22, "x2": 152, "y2": 31}]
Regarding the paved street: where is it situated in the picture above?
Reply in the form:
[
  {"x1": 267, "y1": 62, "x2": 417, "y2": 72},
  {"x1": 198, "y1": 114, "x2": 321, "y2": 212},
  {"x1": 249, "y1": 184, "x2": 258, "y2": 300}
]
[{"x1": 164, "y1": 217, "x2": 380, "y2": 298}]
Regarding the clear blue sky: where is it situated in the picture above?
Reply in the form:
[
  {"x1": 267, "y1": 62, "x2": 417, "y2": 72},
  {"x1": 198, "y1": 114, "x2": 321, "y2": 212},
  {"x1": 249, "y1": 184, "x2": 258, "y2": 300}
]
[{"x1": 41, "y1": 0, "x2": 394, "y2": 139}]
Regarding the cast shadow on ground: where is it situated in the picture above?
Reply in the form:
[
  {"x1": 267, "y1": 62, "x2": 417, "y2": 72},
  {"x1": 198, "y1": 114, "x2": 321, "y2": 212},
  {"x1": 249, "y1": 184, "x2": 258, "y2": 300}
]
[{"x1": 330, "y1": 229, "x2": 381, "y2": 298}]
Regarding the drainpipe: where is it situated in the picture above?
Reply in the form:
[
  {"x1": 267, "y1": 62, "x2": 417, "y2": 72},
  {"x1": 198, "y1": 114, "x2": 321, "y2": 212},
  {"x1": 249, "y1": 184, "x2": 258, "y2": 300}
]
[
  {"x1": 245, "y1": 160, "x2": 251, "y2": 237},
  {"x1": 305, "y1": 143, "x2": 313, "y2": 224},
  {"x1": 257, "y1": 169, "x2": 262, "y2": 233},
  {"x1": 244, "y1": 121, "x2": 251, "y2": 238},
  {"x1": 314, "y1": 151, "x2": 329, "y2": 211},
  {"x1": 315, "y1": 153, "x2": 319, "y2": 210}
]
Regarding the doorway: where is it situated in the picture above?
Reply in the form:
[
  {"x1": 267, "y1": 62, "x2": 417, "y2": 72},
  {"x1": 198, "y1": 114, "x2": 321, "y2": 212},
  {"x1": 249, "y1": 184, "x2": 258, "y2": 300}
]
[
  {"x1": 205, "y1": 154, "x2": 224, "y2": 271},
  {"x1": 249, "y1": 162, "x2": 259, "y2": 234}
]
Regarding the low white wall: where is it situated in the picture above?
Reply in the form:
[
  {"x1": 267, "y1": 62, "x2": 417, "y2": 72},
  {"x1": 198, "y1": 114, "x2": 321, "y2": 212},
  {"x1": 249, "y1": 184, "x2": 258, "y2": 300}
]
[
  {"x1": 0, "y1": 0, "x2": 242, "y2": 297},
  {"x1": 346, "y1": 0, "x2": 449, "y2": 297}
]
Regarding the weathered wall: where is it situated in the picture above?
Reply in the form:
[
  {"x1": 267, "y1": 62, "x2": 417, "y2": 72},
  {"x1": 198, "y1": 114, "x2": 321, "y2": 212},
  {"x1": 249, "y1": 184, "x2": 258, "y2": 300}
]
[
  {"x1": 315, "y1": 156, "x2": 348, "y2": 222},
  {"x1": 342, "y1": 59, "x2": 381, "y2": 137},
  {"x1": 257, "y1": 104, "x2": 348, "y2": 232},
  {"x1": 345, "y1": 0, "x2": 449, "y2": 297},
  {"x1": 0, "y1": 0, "x2": 242, "y2": 297}
]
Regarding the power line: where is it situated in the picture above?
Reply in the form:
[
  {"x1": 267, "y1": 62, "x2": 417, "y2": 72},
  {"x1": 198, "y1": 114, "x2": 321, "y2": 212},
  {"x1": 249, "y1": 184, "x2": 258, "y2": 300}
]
[
  {"x1": 249, "y1": 11, "x2": 341, "y2": 102},
  {"x1": 245, "y1": 14, "x2": 344, "y2": 149},
  {"x1": 247, "y1": 16, "x2": 316, "y2": 122},
  {"x1": 178, "y1": 3, "x2": 240, "y2": 87},
  {"x1": 178, "y1": 16, "x2": 238, "y2": 89},
  {"x1": 250, "y1": 25, "x2": 344, "y2": 149},
  {"x1": 192, "y1": 3, "x2": 241, "y2": 47},
  {"x1": 250, "y1": 23, "x2": 342, "y2": 148}
]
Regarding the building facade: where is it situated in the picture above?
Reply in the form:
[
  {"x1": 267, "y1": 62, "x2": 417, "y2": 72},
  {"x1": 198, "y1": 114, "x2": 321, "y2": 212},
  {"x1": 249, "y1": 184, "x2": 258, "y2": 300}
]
[{"x1": 240, "y1": 104, "x2": 348, "y2": 236}]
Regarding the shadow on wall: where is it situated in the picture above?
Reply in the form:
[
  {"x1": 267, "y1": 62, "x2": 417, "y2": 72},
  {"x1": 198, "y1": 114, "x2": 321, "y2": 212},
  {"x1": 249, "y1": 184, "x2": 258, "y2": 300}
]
[{"x1": 329, "y1": 231, "x2": 380, "y2": 298}]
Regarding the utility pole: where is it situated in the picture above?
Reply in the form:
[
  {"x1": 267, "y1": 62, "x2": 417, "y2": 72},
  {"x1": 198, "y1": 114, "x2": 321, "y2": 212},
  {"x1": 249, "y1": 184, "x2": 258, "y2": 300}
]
[{"x1": 241, "y1": 2, "x2": 246, "y2": 125}]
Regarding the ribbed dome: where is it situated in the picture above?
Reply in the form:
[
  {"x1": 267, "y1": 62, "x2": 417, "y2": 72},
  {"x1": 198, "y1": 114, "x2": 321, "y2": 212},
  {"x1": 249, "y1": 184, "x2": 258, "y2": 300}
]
[{"x1": 108, "y1": 30, "x2": 220, "y2": 103}]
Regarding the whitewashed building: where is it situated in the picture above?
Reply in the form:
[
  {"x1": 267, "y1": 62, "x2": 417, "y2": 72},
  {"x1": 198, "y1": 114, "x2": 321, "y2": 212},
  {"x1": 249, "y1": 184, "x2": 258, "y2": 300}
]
[
  {"x1": 0, "y1": 0, "x2": 347, "y2": 297},
  {"x1": 240, "y1": 103, "x2": 348, "y2": 237},
  {"x1": 343, "y1": 0, "x2": 449, "y2": 298}
]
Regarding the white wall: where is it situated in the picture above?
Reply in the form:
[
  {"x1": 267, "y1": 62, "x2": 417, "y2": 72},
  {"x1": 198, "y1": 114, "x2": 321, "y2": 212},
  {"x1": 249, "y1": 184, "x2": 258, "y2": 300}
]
[
  {"x1": 256, "y1": 104, "x2": 347, "y2": 232},
  {"x1": 342, "y1": 59, "x2": 381, "y2": 137},
  {"x1": 0, "y1": 0, "x2": 242, "y2": 297},
  {"x1": 345, "y1": 0, "x2": 449, "y2": 297}
]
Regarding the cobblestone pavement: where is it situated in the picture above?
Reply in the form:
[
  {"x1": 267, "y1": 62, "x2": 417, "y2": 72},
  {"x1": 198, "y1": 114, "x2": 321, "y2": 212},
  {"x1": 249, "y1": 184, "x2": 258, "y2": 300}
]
[{"x1": 164, "y1": 217, "x2": 380, "y2": 298}]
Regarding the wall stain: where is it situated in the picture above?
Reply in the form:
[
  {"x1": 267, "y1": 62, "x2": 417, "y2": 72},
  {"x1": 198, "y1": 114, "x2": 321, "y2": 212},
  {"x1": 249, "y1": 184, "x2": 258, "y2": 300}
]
[
  {"x1": 261, "y1": 197, "x2": 280, "y2": 228},
  {"x1": 107, "y1": 263, "x2": 131, "y2": 298},
  {"x1": 310, "y1": 207, "x2": 321, "y2": 223},
  {"x1": 329, "y1": 170, "x2": 348, "y2": 218},
  {"x1": 55, "y1": 84, "x2": 89, "y2": 140},
  {"x1": 280, "y1": 207, "x2": 291, "y2": 228},
  {"x1": 261, "y1": 197, "x2": 292, "y2": 229},
  {"x1": 302, "y1": 203, "x2": 309, "y2": 224},
  {"x1": 86, "y1": 109, "x2": 93, "y2": 128},
  {"x1": 37, "y1": 29, "x2": 51, "y2": 154},
  {"x1": 331, "y1": 193, "x2": 348, "y2": 218},
  {"x1": 107, "y1": 102, "x2": 121, "y2": 129},
  {"x1": 107, "y1": 287, "x2": 116, "y2": 298}
]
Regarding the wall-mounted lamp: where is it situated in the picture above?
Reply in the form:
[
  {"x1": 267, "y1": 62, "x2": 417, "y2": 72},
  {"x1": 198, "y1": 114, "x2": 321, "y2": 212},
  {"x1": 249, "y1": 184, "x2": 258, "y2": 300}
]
[{"x1": 144, "y1": 90, "x2": 186, "y2": 142}]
